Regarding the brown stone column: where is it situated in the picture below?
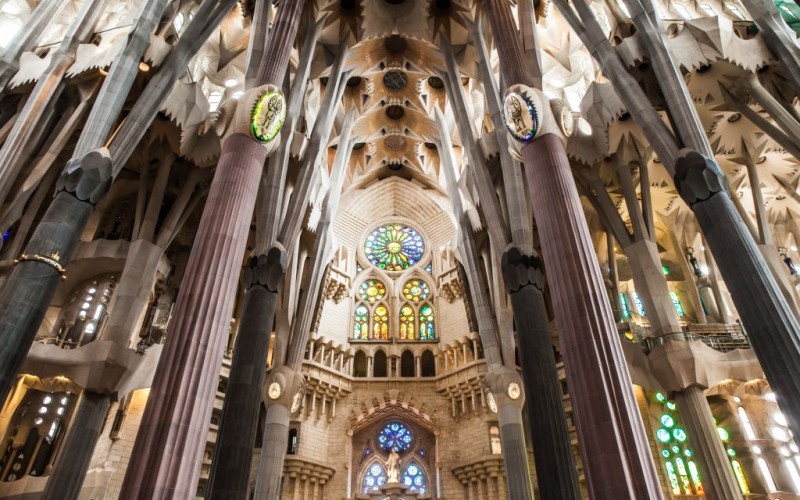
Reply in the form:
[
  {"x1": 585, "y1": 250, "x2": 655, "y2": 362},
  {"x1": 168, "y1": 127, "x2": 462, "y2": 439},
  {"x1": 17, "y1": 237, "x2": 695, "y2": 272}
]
[
  {"x1": 120, "y1": 135, "x2": 267, "y2": 498},
  {"x1": 521, "y1": 134, "x2": 663, "y2": 499}
]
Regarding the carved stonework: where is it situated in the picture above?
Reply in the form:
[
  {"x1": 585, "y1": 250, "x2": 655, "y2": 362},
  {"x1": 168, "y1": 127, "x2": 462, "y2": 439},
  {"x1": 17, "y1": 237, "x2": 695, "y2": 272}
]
[
  {"x1": 501, "y1": 247, "x2": 545, "y2": 294},
  {"x1": 243, "y1": 245, "x2": 288, "y2": 292},
  {"x1": 674, "y1": 149, "x2": 727, "y2": 206},
  {"x1": 57, "y1": 148, "x2": 113, "y2": 205},
  {"x1": 322, "y1": 266, "x2": 350, "y2": 304}
]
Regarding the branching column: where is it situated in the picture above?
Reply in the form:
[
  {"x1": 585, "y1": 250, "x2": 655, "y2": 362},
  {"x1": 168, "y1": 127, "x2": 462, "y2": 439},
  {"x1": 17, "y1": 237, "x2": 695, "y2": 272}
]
[
  {"x1": 483, "y1": 0, "x2": 663, "y2": 497},
  {"x1": 120, "y1": 1, "x2": 304, "y2": 497}
]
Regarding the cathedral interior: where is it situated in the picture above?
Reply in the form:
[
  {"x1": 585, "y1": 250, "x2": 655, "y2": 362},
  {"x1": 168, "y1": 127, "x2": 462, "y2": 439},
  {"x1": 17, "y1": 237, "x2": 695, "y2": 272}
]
[{"x1": 3, "y1": 0, "x2": 800, "y2": 498}]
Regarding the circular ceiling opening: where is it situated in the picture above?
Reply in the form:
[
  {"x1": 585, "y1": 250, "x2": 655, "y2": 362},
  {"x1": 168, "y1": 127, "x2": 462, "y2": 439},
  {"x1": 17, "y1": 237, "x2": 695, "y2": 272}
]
[
  {"x1": 384, "y1": 35, "x2": 407, "y2": 53},
  {"x1": 427, "y1": 76, "x2": 444, "y2": 89},
  {"x1": 385, "y1": 105, "x2": 405, "y2": 120},
  {"x1": 424, "y1": 142, "x2": 437, "y2": 150},
  {"x1": 385, "y1": 136, "x2": 406, "y2": 150},
  {"x1": 727, "y1": 113, "x2": 742, "y2": 123},
  {"x1": 435, "y1": 0, "x2": 451, "y2": 10},
  {"x1": 347, "y1": 76, "x2": 362, "y2": 87},
  {"x1": 341, "y1": 0, "x2": 357, "y2": 9},
  {"x1": 353, "y1": 142, "x2": 366, "y2": 150},
  {"x1": 383, "y1": 70, "x2": 408, "y2": 90},
  {"x1": 388, "y1": 162, "x2": 404, "y2": 171},
  {"x1": 384, "y1": 0, "x2": 406, "y2": 4}
]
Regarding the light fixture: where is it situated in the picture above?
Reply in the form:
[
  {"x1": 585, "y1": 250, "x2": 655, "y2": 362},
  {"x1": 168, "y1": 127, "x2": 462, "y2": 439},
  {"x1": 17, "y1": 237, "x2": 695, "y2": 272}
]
[
  {"x1": 224, "y1": 78, "x2": 239, "y2": 88},
  {"x1": 232, "y1": 91, "x2": 244, "y2": 99},
  {"x1": 139, "y1": 62, "x2": 150, "y2": 72},
  {"x1": 765, "y1": 392, "x2": 777, "y2": 402}
]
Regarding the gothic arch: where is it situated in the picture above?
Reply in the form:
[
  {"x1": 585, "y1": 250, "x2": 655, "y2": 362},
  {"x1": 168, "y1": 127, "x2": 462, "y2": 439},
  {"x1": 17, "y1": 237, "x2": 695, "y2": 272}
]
[{"x1": 348, "y1": 390, "x2": 437, "y2": 435}]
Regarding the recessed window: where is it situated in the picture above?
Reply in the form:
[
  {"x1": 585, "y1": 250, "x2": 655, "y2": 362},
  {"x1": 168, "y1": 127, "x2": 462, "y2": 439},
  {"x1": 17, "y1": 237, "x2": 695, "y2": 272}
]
[
  {"x1": 699, "y1": 3, "x2": 716, "y2": 15},
  {"x1": 173, "y1": 12, "x2": 185, "y2": 32},
  {"x1": 208, "y1": 91, "x2": 223, "y2": 112},
  {"x1": 673, "y1": 4, "x2": 692, "y2": 18},
  {"x1": 726, "y1": 3, "x2": 745, "y2": 19}
]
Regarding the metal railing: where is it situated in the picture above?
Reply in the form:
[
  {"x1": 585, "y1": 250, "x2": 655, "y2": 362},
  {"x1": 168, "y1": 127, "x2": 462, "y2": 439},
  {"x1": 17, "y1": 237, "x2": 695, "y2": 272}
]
[{"x1": 619, "y1": 323, "x2": 751, "y2": 354}]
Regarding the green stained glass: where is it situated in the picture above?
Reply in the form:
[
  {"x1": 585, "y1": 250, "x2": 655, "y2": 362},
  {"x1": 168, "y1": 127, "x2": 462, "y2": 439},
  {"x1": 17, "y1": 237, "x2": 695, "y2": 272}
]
[
  {"x1": 402, "y1": 279, "x2": 430, "y2": 302},
  {"x1": 655, "y1": 392, "x2": 666, "y2": 403},
  {"x1": 670, "y1": 291, "x2": 686, "y2": 317},
  {"x1": 420, "y1": 304, "x2": 434, "y2": 340},
  {"x1": 365, "y1": 224, "x2": 425, "y2": 271},
  {"x1": 727, "y1": 448, "x2": 736, "y2": 457},
  {"x1": 717, "y1": 427, "x2": 730, "y2": 442},
  {"x1": 671, "y1": 445, "x2": 681, "y2": 454},
  {"x1": 662, "y1": 450, "x2": 670, "y2": 458},
  {"x1": 661, "y1": 414, "x2": 675, "y2": 428},
  {"x1": 359, "y1": 279, "x2": 386, "y2": 303},
  {"x1": 673, "y1": 428, "x2": 687, "y2": 442},
  {"x1": 657, "y1": 428, "x2": 671, "y2": 443},
  {"x1": 687, "y1": 461, "x2": 704, "y2": 495},
  {"x1": 731, "y1": 459, "x2": 750, "y2": 494},
  {"x1": 666, "y1": 401, "x2": 677, "y2": 411},
  {"x1": 665, "y1": 462, "x2": 681, "y2": 495},
  {"x1": 354, "y1": 305, "x2": 369, "y2": 340}
]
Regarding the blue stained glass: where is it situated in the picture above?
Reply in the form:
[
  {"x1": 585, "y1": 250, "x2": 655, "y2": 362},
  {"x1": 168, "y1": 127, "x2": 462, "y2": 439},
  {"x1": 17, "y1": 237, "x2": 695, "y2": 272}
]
[
  {"x1": 402, "y1": 461, "x2": 426, "y2": 495},
  {"x1": 377, "y1": 422, "x2": 413, "y2": 452},
  {"x1": 365, "y1": 224, "x2": 425, "y2": 271},
  {"x1": 363, "y1": 462, "x2": 387, "y2": 493}
]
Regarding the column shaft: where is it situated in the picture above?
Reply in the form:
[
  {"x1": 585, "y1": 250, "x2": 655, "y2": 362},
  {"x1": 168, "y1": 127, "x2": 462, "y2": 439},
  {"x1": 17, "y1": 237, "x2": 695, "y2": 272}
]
[
  {"x1": 120, "y1": 135, "x2": 266, "y2": 498},
  {"x1": 0, "y1": 192, "x2": 94, "y2": 404},
  {"x1": 521, "y1": 134, "x2": 663, "y2": 499},
  {"x1": 674, "y1": 386, "x2": 742, "y2": 499},
  {"x1": 255, "y1": 405, "x2": 291, "y2": 500},
  {"x1": 507, "y1": 283, "x2": 580, "y2": 500},
  {"x1": 207, "y1": 278, "x2": 280, "y2": 498},
  {"x1": 42, "y1": 391, "x2": 112, "y2": 500}
]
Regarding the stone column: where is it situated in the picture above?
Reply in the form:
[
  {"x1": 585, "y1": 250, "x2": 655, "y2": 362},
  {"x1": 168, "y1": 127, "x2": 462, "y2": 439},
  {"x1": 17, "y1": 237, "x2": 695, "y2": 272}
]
[
  {"x1": 501, "y1": 248, "x2": 580, "y2": 500},
  {"x1": 674, "y1": 386, "x2": 743, "y2": 499},
  {"x1": 255, "y1": 366, "x2": 304, "y2": 500},
  {"x1": 207, "y1": 249, "x2": 287, "y2": 499},
  {"x1": 521, "y1": 135, "x2": 663, "y2": 498},
  {"x1": 120, "y1": 135, "x2": 267, "y2": 498},
  {"x1": 0, "y1": 151, "x2": 111, "y2": 405},
  {"x1": 674, "y1": 149, "x2": 800, "y2": 445},
  {"x1": 41, "y1": 391, "x2": 112, "y2": 500}
]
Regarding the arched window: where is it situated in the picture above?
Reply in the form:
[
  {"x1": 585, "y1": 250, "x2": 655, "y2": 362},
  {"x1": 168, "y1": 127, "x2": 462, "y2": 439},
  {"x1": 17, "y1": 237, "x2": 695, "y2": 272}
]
[
  {"x1": 401, "y1": 460, "x2": 427, "y2": 495},
  {"x1": 353, "y1": 279, "x2": 388, "y2": 340},
  {"x1": 353, "y1": 351, "x2": 367, "y2": 377},
  {"x1": 373, "y1": 350, "x2": 388, "y2": 377},
  {"x1": 399, "y1": 279, "x2": 435, "y2": 340},
  {"x1": 362, "y1": 462, "x2": 387, "y2": 493},
  {"x1": 377, "y1": 422, "x2": 413, "y2": 452},
  {"x1": 0, "y1": 389, "x2": 76, "y2": 481},
  {"x1": 420, "y1": 350, "x2": 435, "y2": 377},
  {"x1": 53, "y1": 276, "x2": 116, "y2": 348},
  {"x1": 400, "y1": 350, "x2": 414, "y2": 377}
]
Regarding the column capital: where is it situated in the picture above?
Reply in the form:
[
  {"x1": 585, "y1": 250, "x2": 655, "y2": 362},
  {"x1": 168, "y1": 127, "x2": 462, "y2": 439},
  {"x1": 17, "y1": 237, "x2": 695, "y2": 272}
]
[
  {"x1": 57, "y1": 148, "x2": 113, "y2": 205},
  {"x1": 243, "y1": 244, "x2": 288, "y2": 292},
  {"x1": 674, "y1": 149, "x2": 727, "y2": 206},
  {"x1": 501, "y1": 246, "x2": 544, "y2": 293},
  {"x1": 483, "y1": 366, "x2": 526, "y2": 409},
  {"x1": 264, "y1": 365, "x2": 305, "y2": 414}
]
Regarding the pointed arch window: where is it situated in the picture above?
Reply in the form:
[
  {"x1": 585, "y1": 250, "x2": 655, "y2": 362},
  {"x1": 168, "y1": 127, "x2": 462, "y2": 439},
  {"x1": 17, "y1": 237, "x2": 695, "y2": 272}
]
[
  {"x1": 363, "y1": 462, "x2": 387, "y2": 493},
  {"x1": 353, "y1": 279, "x2": 389, "y2": 340},
  {"x1": 401, "y1": 460, "x2": 427, "y2": 495},
  {"x1": 399, "y1": 279, "x2": 435, "y2": 340}
]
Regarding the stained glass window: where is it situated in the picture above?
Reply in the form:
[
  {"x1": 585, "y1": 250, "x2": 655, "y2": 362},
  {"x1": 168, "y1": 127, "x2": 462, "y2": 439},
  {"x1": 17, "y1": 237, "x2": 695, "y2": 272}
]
[
  {"x1": 632, "y1": 292, "x2": 646, "y2": 316},
  {"x1": 400, "y1": 305, "x2": 415, "y2": 340},
  {"x1": 670, "y1": 291, "x2": 686, "y2": 317},
  {"x1": 374, "y1": 305, "x2": 388, "y2": 339},
  {"x1": 377, "y1": 422, "x2": 413, "y2": 452},
  {"x1": 359, "y1": 280, "x2": 386, "y2": 303},
  {"x1": 364, "y1": 224, "x2": 425, "y2": 271},
  {"x1": 402, "y1": 280, "x2": 430, "y2": 302},
  {"x1": 402, "y1": 461, "x2": 427, "y2": 495},
  {"x1": 354, "y1": 305, "x2": 369, "y2": 339},
  {"x1": 420, "y1": 304, "x2": 434, "y2": 339},
  {"x1": 363, "y1": 462, "x2": 387, "y2": 493}
]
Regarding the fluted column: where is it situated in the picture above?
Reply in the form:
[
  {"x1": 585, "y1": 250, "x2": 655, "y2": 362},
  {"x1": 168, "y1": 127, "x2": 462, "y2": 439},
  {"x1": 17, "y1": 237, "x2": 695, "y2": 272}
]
[
  {"x1": 120, "y1": 0, "x2": 304, "y2": 494},
  {"x1": 120, "y1": 135, "x2": 267, "y2": 498},
  {"x1": 674, "y1": 149, "x2": 800, "y2": 446},
  {"x1": 501, "y1": 248, "x2": 580, "y2": 500},
  {"x1": 207, "y1": 249, "x2": 287, "y2": 499},
  {"x1": 521, "y1": 135, "x2": 663, "y2": 499},
  {"x1": 41, "y1": 391, "x2": 112, "y2": 500},
  {"x1": 0, "y1": 150, "x2": 111, "y2": 405},
  {"x1": 674, "y1": 386, "x2": 743, "y2": 499}
]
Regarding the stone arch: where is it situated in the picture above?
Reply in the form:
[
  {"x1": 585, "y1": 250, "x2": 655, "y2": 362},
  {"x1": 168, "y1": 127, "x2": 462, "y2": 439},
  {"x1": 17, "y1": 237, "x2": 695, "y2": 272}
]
[
  {"x1": 353, "y1": 350, "x2": 368, "y2": 377},
  {"x1": 400, "y1": 350, "x2": 414, "y2": 377},
  {"x1": 420, "y1": 349, "x2": 435, "y2": 377},
  {"x1": 348, "y1": 389, "x2": 437, "y2": 435},
  {"x1": 373, "y1": 349, "x2": 388, "y2": 377}
]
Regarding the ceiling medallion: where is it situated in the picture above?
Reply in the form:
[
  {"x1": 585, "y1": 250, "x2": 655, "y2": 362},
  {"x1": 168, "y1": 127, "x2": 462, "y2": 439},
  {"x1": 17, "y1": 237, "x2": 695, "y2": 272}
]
[
  {"x1": 291, "y1": 388, "x2": 304, "y2": 413},
  {"x1": 250, "y1": 90, "x2": 286, "y2": 143},
  {"x1": 560, "y1": 106, "x2": 575, "y2": 137},
  {"x1": 384, "y1": 135, "x2": 405, "y2": 150},
  {"x1": 503, "y1": 91, "x2": 539, "y2": 143},
  {"x1": 487, "y1": 391, "x2": 498, "y2": 413}
]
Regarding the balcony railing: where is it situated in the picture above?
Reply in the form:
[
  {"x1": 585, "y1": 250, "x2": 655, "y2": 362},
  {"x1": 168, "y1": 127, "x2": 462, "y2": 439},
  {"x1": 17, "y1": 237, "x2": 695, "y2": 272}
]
[{"x1": 620, "y1": 323, "x2": 751, "y2": 354}]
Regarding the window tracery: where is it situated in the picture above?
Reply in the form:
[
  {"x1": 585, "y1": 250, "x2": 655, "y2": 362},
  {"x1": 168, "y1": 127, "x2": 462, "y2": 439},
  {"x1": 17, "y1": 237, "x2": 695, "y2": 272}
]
[{"x1": 361, "y1": 421, "x2": 428, "y2": 496}]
